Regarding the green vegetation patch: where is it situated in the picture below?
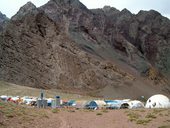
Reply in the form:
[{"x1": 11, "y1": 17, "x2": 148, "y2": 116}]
[
  {"x1": 0, "y1": 100, "x2": 49, "y2": 126},
  {"x1": 52, "y1": 109, "x2": 59, "y2": 113},
  {"x1": 145, "y1": 113, "x2": 157, "y2": 119},
  {"x1": 158, "y1": 125, "x2": 170, "y2": 128},
  {"x1": 67, "y1": 110, "x2": 76, "y2": 112},
  {"x1": 152, "y1": 109, "x2": 166, "y2": 114},
  {"x1": 127, "y1": 112, "x2": 141, "y2": 122},
  {"x1": 136, "y1": 119, "x2": 152, "y2": 125},
  {"x1": 102, "y1": 109, "x2": 108, "y2": 113},
  {"x1": 96, "y1": 112, "x2": 102, "y2": 116}
]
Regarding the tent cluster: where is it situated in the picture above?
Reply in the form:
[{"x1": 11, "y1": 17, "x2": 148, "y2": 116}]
[
  {"x1": 0, "y1": 94, "x2": 170, "y2": 109},
  {"x1": 0, "y1": 95, "x2": 62, "y2": 107},
  {"x1": 0, "y1": 95, "x2": 37, "y2": 105},
  {"x1": 65, "y1": 94, "x2": 170, "y2": 109},
  {"x1": 71, "y1": 99, "x2": 144, "y2": 110}
]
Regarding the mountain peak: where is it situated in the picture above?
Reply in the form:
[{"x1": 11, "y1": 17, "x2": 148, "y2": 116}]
[
  {"x1": 20, "y1": 1, "x2": 36, "y2": 11},
  {"x1": 0, "y1": 11, "x2": 3, "y2": 16},
  {"x1": 102, "y1": 6, "x2": 120, "y2": 15},
  {"x1": 50, "y1": 0, "x2": 87, "y2": 9},
  {"x1": 138, "y1": 9, "x2": 161, "y2": 16},
  {"x1": 0, "y1": 11, "x2": 8, "y2": 22},
  {"x1": 52, "y1": 0, "x2": 79, "y2": 4},
  {"x1": 0, "y1": 11, "x2": 8, "y2": 32},
  {"x1": 11, "y1": 1, "x2": 36, "y2": 20},
  {"x1": 121, "y1": 8, "x2": 132, "y2": 15},
  {"x1": 103, "y1": 5, "x2": 111, "y2": 11},
  {"x1": 137, "y1": 9, "x2": 162, "y2": 22}
]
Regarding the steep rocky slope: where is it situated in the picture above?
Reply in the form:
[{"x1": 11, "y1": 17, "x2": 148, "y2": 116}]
[
  {"x1": 0, "y1": 0, "x2": 170, "y2": 98},
  {"x1": 41, "y1": 0, "x2": 170, "y2": 78}
]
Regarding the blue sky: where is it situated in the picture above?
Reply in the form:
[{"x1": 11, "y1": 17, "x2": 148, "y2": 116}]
[{"x1": 0, "y1": 0, "x2": 170, "y2": 19}]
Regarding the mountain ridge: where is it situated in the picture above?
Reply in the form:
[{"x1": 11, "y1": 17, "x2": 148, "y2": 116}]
[
  {"x1": 0, "y1": 12, "x2": 8, "y2": 32},
  {"x1": 0, "y1": 0, "x2": 170, "y2": 98}
]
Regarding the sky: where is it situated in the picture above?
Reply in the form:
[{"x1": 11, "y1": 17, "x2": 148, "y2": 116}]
[{"x1": 0, "y1": 0, "x2": 169, "y2": 19}]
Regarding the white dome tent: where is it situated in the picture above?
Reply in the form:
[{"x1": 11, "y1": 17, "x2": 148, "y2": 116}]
[
  {"x1": 145, "y1": 94, "x2": 170, "y2": 108},
  {"x1": 128, "y1": 100, "x2": 144, "y2": 109}
]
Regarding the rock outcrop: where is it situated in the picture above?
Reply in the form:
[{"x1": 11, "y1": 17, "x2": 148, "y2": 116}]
[
  {"x1": 0, "y1": 0, "x2": 170, "y2": 98},
  {"x1": 0, "y1": 12, "x2": 8, "y2": 32}
]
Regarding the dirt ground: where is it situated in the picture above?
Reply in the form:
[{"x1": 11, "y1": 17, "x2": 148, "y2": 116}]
[
  {"x1": 1, "y1": 107, "x2": 170, "y2": 128},
  {"x1": 53, "y1": 109, "x2": 170, "y2": 128}
]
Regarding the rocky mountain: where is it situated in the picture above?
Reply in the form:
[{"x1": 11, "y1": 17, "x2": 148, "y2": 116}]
[
  {"x1": 0, "y1": 12, "x2": 8, "y2": 32},
  {"x1": 0, "y1": 0, "x2": 170, "y2": 98}
]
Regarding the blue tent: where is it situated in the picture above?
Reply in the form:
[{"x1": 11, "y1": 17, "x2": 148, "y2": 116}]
[
  {"x1": 67, "y1": 100, "x2": 76, "y2": 106},
  {"x1": 85, "y1": 100, "x2": 106, "y2": 109},
  {"x1": 105, "y1": 100, "x2": 123, "y2": 109}
]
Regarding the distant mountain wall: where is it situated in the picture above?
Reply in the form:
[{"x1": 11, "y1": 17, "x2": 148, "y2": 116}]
[{"x1": 0, "y1": 0, "x2": 170, "y2": 97}]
